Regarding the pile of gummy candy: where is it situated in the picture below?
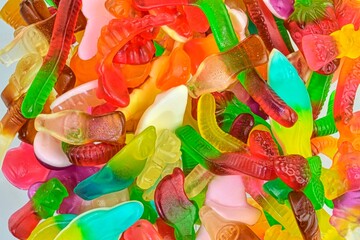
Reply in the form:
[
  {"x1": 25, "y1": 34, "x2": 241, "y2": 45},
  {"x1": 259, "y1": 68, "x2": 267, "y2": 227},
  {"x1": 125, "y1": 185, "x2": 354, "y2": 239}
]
[{"x1": 1, "y1": 0, "x2": 360, "y2": 238}]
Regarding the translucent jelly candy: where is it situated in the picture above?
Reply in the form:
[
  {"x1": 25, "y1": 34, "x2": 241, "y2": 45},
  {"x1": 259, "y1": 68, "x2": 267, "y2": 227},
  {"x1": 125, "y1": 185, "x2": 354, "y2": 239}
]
[
  {"x1": 206, "y1": 152, "x2": 277, "y2": 180},
  {"x1": 19, "y1": 0, "x2": 52, "y2": 24},
  {"x1": 243, "y1": 0, "x2": 291, "y2": 55},
  {"x1": 229, "y1": 113, "x2": 254, "y2": 143},
  {"x1": 155, "y1": 47, "x2": 191, "y2": 91},
  {"x1": 2, "y1": 0, "x2": 360, "y2": 238},
  {"x1": 62, "y1": 142, "x2": 124, "y2": 166},
  {"x1": 155, "y1": 168, "x2": 198, "y2": 240},
  {"x1": 27, "y1": 214, "x2": 76, "y2": 240},
  {"x1": 0, "y1": 24, "x2": 49, "y2": 66},
  {"x1": 331, "y1": 190, "x2": 360, "y2": 237},
  {"x1": 268, "y1": 49, "x2": 313, "y2": 158},
  {"x1": 9, "y1": 178, "x2": 68, "y2": 239},
  {"x1": 0, "y1": 0, "x2": 27, "y2": 29},
  {"x1": 302, "y1": 24, "x2": 360, "y2": 71},
  {"x1": 34, "y1": 110, "x2": 126, "y2": 145},
  {"x1": 199, "y1": 206, "x2": 260, "y2": 240},
  {"x1": 53, "y1": 201, "x2": 143, "y2": 240},
  {"x1": 135, "y1": 85, "x2": 188, "y2": 134},
  {"x1": 21, "y1": 0, "x2": 82, "y2": 118},
  {"x1": 33, "y1": 131, "x2": 72, "y2": 168},
  {"x1": 2, "y1": 142, "x2": 49, "y2": 189},
  {"x1": 78, "y1": 0, "x2": 115, "y2": 60},
  {"x1": 197, "y1": 93, "x2": 248, "y2": 153},
  {"x1": 248, "y1": 128, "x2": 280, "y2": 160},
  {"x1": 204, "y1": 175, "x2": 261, "y2": 225},
  {"x1": 274, "y1": 154, "x2": 311, "y2": 191},
  {"x1": 136, "y1": 129, "x2": 181, "y2": 190},
  {"x1": 186, "y1": 35, "x2": 269, "y2": 98},
  {"x1": 262, "y1": 0, "x2": 294, "y2": 19},
  {"x1": 44, "y1": 165, "x2": 99, "y2": 214},
  {"x1": 96, "y1": 13, "x2": 174, "y2": 108},
  {"x1": 121, "y1": 219, "x2": 162, "y2": 240},
  {"x1": 240, "y1": 68, "x2": 298, "y2": 127},
  {"x1": 289, "y1": 191, "x2": 321, "y2": 240},
  {"x1": 1, "y1": 53, "x2": 41, "y2": 105},
  {"x1": 75, "y1": 126, "x2": 156, "y2": 200}
]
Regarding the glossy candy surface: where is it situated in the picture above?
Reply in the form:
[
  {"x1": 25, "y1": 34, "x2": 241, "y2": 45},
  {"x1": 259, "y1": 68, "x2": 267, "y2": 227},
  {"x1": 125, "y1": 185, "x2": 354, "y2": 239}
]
[{"x1": 0, "y1": 0, "x2": 360, "y2": 238}]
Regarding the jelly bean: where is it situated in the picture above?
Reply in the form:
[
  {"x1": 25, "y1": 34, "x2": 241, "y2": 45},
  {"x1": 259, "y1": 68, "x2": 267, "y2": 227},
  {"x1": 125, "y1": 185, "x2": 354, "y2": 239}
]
[
  {"x1": 9, "y1": 178, "x2": 68, "y2": 239},
  {"x1": 75, "y1": 126, "x2": 156, "y2": 200},
  {"x1": 54, "y1": 201, "x2": 143, "y2": 240},
  {"x1": 34, "y1": 110, "x2": 126, "y2": 145},
  {"x1": 155, "y1": 168, "x2": 198, "y2": 240}
]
